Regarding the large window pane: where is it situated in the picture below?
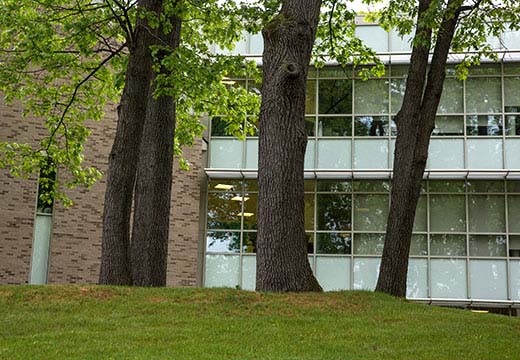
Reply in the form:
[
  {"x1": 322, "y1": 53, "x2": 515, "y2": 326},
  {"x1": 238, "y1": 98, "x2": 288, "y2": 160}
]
[
  {"x1": 241, "y1": 256, "x2": 256, "y2": 291},
  {"x1": 508, "y1": 195, "x2": 520, "y2": 233},
  {"x1": 505, "y1": 115, "x2": 520, "y2": 136},
  {"x1": 317, "y1": 139, "x2": 351, "y2": 169},
  {"x1": 467, "y1": 139, "x2": 503, "y2": 169},
  {"x1": 354, "y1": 80, "x2": 389, "y2": 114},
  {"x1": 468, "y1": 195, "x2": 505, "y2": 233},
  {"x1": 245, "y1": 139, "x2": 258, "y2": 169},
  {"x1": 469, "y1": 235, "x2": 507, "y2": 257},
  {"x1": 305, "y1": 194, "x2": 314, "y2": 231},
  {"x1": 243, "y1": 232, "x2": 257, "y2": 253},
  {"x1": 466, "y1": 77, "x2": 502, "y2": 113},
  {"x1": 390, "y1": 30, "x2": 412, "y2": 52},
  {"x1": 317, "y1": 180, "x2": 352, "y2": 192},
  {"x1": 470, "y1": 260, "x2": 507, "y2": 300},
  {"x1": 353, "y1": 257, "x2": 380, "y2": 290},
  {"x1": 410, "y1": 234, "x2": 428, "y2": 256},
  {"x1": 504, "y1": 77, "x2": 520, "y2": 113},
  {"x1": 306, "y1": 80, "x2": 317, "y2": 114},
  {"x1": 413, "y1": 197, "x2": 427, "y2": 232},
  {"x1": 318, "y1": 116, "x2": 351, "y2": 136},
  {"x1": 433, "y1": 116, "x2": 464, "y2": 136},
  {"x1": 510, "y1": 260, "x2": 520, "y2": 300},
  {"x1": 467, "y1": 180, "x2": 504, "y2": 193},
  {"x1": 431, "y1": 259, "x2": 467, "y2": 298},
  {"x1": 204, "y1": 255, "x2": 240, "y2": 288},
  {"x1": 316, "y1": 257, "x2": 350, "y2": 291},
  {"x1": 354, "y1": 116, "x2": 389, "y2": 136},
  {"x1": 209, "y1": 139, "x2": 243, "y2": 168},
  {"x1": 206, "y1": 231, "x2": 241, "y2": 253},
  {"x1": 466, "y1": 115, "x2": 503, "y2": 136},
  {"x1": 430, "y1": 195, "x2": 466, "y2": 232},
  {"x1": 317, "y1": 194, "x2": 352, "y2": 231},
  {"x1": 353, "y1": 139, "x2": 389, "y2": 169},
  {"x1": 353, "y1": 233, "x2": 385, "y2": 255},
  {"x1": 428, "y1": 139, "x2": 464, "y2": 169},
  {"x1": 429, "y1": 180, "x2": 465, "y2": 193},
  {"x1": 509, "y1": 236, "x2": 520, "y2": 257},
  {"x1": 305, "y1": 139, "x2": 316, "y2": 169},
  {"x1": 305, "y1": 117, "x2": 316, "y2": 136},
  {"x1": 407, "y1": 259, "x2": 428, "y2": 298},
  {"x1": 355, "y1": 26, "x2": 389, "y2": 53},
  {"x1": 438, "y1": 79, "x2": 463, "y2": 114},
  {"x1": 319, "y1": 79, "x2": 352, "y2": 114},
  {"x1": 430, "y1": 234, "x2": 467, "y2": 256},
  {"x1": 316, "y1": 233, "x2": 352, "y2": 254},
  {"x1": 353, "y1": 180, "x2": 390, "y2": 192},
  {"x1": 242, "y1": 193, "x2": 258, "y2": 230},
  {"x1": 390, "y1": 78, "x2": 406, "y2": 114},
  {"x1": 505, "y1": 139, "x2": 520, "y2": 169},
  {"x1": 354, "y1": 194, "x2": 388, "y2": 231},
  {"x1": 207, "y1": 192, "x2": 242, "y2": 229}
]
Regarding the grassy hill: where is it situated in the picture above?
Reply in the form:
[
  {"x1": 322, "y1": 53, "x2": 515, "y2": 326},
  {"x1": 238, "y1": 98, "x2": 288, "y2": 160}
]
[{"x1": 0, "y1": 286, "x2": 519, "y2": 359}]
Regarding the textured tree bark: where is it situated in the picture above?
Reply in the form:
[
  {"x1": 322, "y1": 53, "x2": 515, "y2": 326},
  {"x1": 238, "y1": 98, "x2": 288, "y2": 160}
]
[
  {"x1": 376, "y1": 0, "x2": 463, "y2": 297},
  {"x1": 131, "y1": 15, "x2": 182, "y2": 287},
  {"x1": 99, "y1": 0, "x2": 163, "y2": 285},
  {"x1": 256, "y1": 0, "x2": 323, "y2": 292}
]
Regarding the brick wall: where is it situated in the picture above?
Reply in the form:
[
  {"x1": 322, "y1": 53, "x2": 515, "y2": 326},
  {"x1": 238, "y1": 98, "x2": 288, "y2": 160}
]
[{"x1": 0, "y1": 98, "x2": 205, "y2": 286}]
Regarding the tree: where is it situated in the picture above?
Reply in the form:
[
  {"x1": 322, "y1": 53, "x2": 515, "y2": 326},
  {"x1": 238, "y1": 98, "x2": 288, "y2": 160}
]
[
  {"x1": 256, "y1": 0, "x2": 323, "y2": 292},
  {"x1": 0, "y1": 0, "x2": 262, "y2": 285},
  {"x1": 374, "y1": 0, "x2": 520, "y2": 297}
]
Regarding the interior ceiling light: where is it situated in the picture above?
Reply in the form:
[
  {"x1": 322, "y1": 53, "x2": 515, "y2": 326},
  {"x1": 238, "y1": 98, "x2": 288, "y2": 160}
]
[
  {"x1": 231, "y1": 196, "x2": 250, "y2": 202},
  {"x1": 214, "y1": 184, "x2": 234, "y2": 190},
  {"x1": 221, "y1": 77, "x2": 236, "y2": 85},
  {"x1": 238, "y1": 212, "x2": 254, "y2": 217}
]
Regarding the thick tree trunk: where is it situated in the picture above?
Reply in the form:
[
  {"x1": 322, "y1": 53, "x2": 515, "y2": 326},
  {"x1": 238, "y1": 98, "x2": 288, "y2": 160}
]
[
  {"x1": 376, "y1": 0, "x2": 463, "y2": 297},
  {"x1": 99, "y1": 0, "x2": 162, "y2": 285},
  {"x1": 256, "y1": 0, "x2": 323, "y2": 292},
  {"x1": 131, "y1": 15, "x2": 182, "y2": 287}
]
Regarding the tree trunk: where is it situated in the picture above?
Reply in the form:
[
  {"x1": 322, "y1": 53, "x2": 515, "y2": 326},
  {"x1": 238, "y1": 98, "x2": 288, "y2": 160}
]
[
  {"x1": 256, "y1": 0, "x2": 323, "y2": 292},
  {"x1": 99, "y1": 0, "x2": 163, "y2": 285},
  {"x1": 131, "y1": 15, "x2": 182, "y2": 287},
  {"x1": 376, "y1": 0, "x2": 463, "y2": 297}
]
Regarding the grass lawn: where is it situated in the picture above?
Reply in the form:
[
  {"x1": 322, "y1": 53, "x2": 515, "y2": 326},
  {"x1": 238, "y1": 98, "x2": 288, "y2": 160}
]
[{"x1": 0, "y1": 286, "x2": 519, "y2": 359}]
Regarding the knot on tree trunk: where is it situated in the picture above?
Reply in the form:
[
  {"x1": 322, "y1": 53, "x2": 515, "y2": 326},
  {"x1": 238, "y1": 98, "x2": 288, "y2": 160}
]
[{"x1": 282, "y1": 62, "x2": 300, "y2": 78}]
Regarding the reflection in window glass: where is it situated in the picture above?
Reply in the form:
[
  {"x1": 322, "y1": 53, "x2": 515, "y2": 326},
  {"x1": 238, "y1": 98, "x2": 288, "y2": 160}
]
[
  {"x1": 508, "y1": 181, "x2": 520, "y2": 193},
  {"x1": 438, "y1": 78, "x2": 463, "y2": 114},
  {"x1": 354, "y1": 79, "x2": 389, "y2": 114},
  {"x1": 508, "y1": 195, "x2": 520, "y2": 233},
  {"x1": 305, "y1": 117, "x2": 316, "y2": 136},
  {"x1": 354, "y1": 116, "x2": 389, "y2": 136},
  {"x1": 317, "y1": 194, "x2": 352, "y2": 231},
  {"x1": 467, "y1": 180, "x2": 504, "y2": 193},
  {"x1": 429, "y1": 181, "x2": 465, "y2": 193},
  {"x1": 211, "y1": 117, "x2": 230, "y2": 137},
  {"x1": 430, "y1": 234, "x2": 467, "y2": 256},
  {"x1": 243, "y1": 232, "x2": 257, "y2": 253},
  {"x1": 433, "y1": 116, "x2": 464, "y2": 136},
  {"x1": 510, "y1": 236, "x2": 520, "y2": 257},
  {"x1": 353, "y1": 180, "x2": 390, "y2": 192},
  {"x1": 306, "y1": 80, "x2": 317, "y2": 114},
  {"x1": 242, "y1": 193, "x2": 258, "y2": 230},
  {"x1": 469, "y1": 235, "x2": 507, "y2": 257},
  {"x1": 204, "y1": 255, "x2": 240, "y2": 288},
  {"x1": 355, "y1": 26, "x2": 389, "y2": 53},
  {"x1": 316, "y1": 233, "x2": 351, "y2": 254},
  {"x1": 354, "y1": 195, "x2": 389, "y2": 231},
  {"x1": 307, "y1": 233, "x2": 315, "y2": 254},
  {"x1": 506, "y1": 115, "x2": 520, "y2": 136},
  {"x1": 305, "y1": 194, "x2": 314, "y2": 231},
  {"x1": 207, "y1": 192, "x2": 242, "y2": 229},
  {"x1": 467, "y1": 139, "x2": 503, "y2": 169},
  {"x1": 319, "y1": 66, "x2": 351, "y2": 78},
  {"x1": 430, "y1": 195, "x2": 466, "y2": 232},
  {"x1": 465, "y1": 77, "x2": 502, "y2": 113},
  {"x1": 206, "y1": 231, "x2": 241, "y2": 253},
  {"x1": 317, "y1": 180, "x2": 351, "y2": 192},
  {"x1": 430, "y1": 259, "x2": 467, "y2": 298},
  {"x1": 318, "y1": 117, "x2": 351, "y2": 136},
  {"x1": 410, "y1": 234, "x2": 428, "y2": 256},
  {"x1": 504, "y1": 77, "x2": 520, "y2": 113},
  {"x1": 390, "y1": 78, "x2": 405, "y2": 113},
  {"x1": 467, "y1": 115, "x2": 503, "y2": 136},
  {"x1": 354, "y1": 233, "x2": 385, "y2": 255},
  {"x1": 319, "y1": 79, "x2": 352, "y2": 114},
  {"x1": 468, "y1": 195, "x2": 505, "y2": 233},
  {"x1": 414, "y1": 197, "x2": 427, "y2": 232}
]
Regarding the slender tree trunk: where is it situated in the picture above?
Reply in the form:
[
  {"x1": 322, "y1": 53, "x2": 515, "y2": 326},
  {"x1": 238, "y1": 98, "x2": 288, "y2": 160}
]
[
  {"x1": 131, "y1": 15, "x2": 182, "y2": 287},
  {"x1": 99, "y1": 0, "x2": 162, "y2": 285},
  {"x1": 256, "y1": 0, "x2": 323, "y2": 292},
  {"x1": 376, "y1": 0, "x2": 463, "y2": 297}
]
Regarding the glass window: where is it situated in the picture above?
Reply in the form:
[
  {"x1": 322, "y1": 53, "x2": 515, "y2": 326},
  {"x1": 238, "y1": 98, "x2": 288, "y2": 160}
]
[
  {"x1": 504, "y1": 77, "x2": 520, "y2": 113},
  {"x1": 355, "y1": 25, "x2": 389, "y2": 53},
  {"x1": 354, "y1": 139, "x2": 389, "y2": 169},
  {"x1": 305, "y1": 139, "x2": 316, "y2": 169},
  {"x1": 508, "y1": 195, "x2": 520, "y2": 233},
  {"x1": 407, "y1": 259, "x2": 428, "y2": 298},
  {"x1": 316, "y1": 257, "x2": 350, "y2": 291},
  {"x1": 316, "y1": 194, "x2": 352, "y2": 231},
  {"x1": 36, "y1": 163, "x2": 56, "y2": 214},
  {"x1": 307, "y1": 233, "x2": 314, "y2": 254},
  {"x1": 390, "y1": 78, "x2": 406, "y2": 114},
  {"x1": 242, "y1": 232, "x2": 257, "y2": 253},
  {"x1": 208, "y1": 180, "x2": 242, "y2": 192},
  {"x1": 206, "y1": 231, "x2": 241, "y2": 253},
  {"x1": 465, "y1": 77, "x2": 502, "y2": 113},
  {"x1": 438, "y1": 78, "x2": 463, "y2": 114},
  {"x1": 467, "y1": 180, "x2": 504, "y2": 193},
  {"x1": 245, "y1": 117, "x2": 259, "y2": 136},
  {"x1": 304, "y1": 194, "x2": 314, "y2": 231},
  {"x1": 410, "y1": 234, "x2": 428, "y2": 256},
  {"x1": 354, "y1": 233, "x2": 385, "y2": 255},
  {"x1": 204, "y1": 255, "x2": 240, "y2": 288},
  {"x1": 354, "y1": 194, "x2": 389, "y2": 231},
  {"x1": 469, "y1": 260, "x2": 508, "y2": 300},
  {"x1": 467, "y1": 139, "x2": 503, "y2": 169},
  {"x1": 242, "y1": 193, "x2": 258, "y2": 230},
  {"x1": 245, "y1": 139, "x2": 258, "y2": 169},
  {"x1": 508, "y1": 181, "x2": 520, "y2": 193},
  {"x1": 306, "y1": 80, "x2": 317, "y2": 114},
  {"x1": 354, "y1": 116, "x2": 389, "y2": 136},
  {"x1": 468, "y1": 195, "x2": 505, "y2": 233},
  {"x1": 305, "y1": 117, "x2": 316, "y2": 136},
  {"x1": 249, "y1": 33, "x2": 263, "y2": 54},
  {"x1": 428, "y1": 139, "x2": 464, "y2": 169},
  {"x1": 510, "y1": 236, "x2": 520, "y2": 257},
  {"x1": 241, "y1": 256, "x2": 256, "y2": 291},
  {"x1": 316, "y1": 232, "x2": 352, "y2": 254},
  {"x1": 430, "y1": 195, "x2": 466, "y2": 232},
  {"x1": 505, "y1": 139, "x2": 520, "y2": 168},
  {"x1": 469, "y1": 235, "x2": 507, "y2": 257},
  {"x1": 207, "y1": 192, "x2": 242, "y2": 229},
  {"x1": 503, "y1": 30, "x2": 520, "y2": 50},
  {"x1": 413, "y1": 197, "x2": 427, "y2": 232},
  {"x1": 318, "y1": 79, "x2": 352, "y2": 114},
  {"x1": 354, "y1": 79, "x2": 389, "y2": 114},
  {"x1": 430, "y1": 259, "x2": 467, "y2": 298},
  {"x1": 506, "y1": 115, "x2": 520, "y2": 136},
  {"x1": 353, "y1": 257, "x2": 380, "y2": 291},
  {"x1": 317, "y1": 180, "x2": 351, "y2": 192},
  {"x1": 209, "y1": 139, "x2": 243, "y2": 168},
  {"x1": 318, "y1": 116, "x2": 351, "y2": 136},
  {"x1": 319, "y1": 66, "x2": 351, "y2": 78},
  {"x1": 468, "y1": 64, "x2": 501, "y2": 76},
  {"x1": 504, "y1": 63, "x2": 520, "y2": 75},
  {"x1": 317, "y1": 139, "x2": 351, "y2": 169},
  {"x1": 430, "y1": 234, "x2": 467, "y2": 256},
  {"x1": 353, "y1": 180, "x2": 390, "y2": 192},
  {"x1": 390, "y1": 30, "x2": 413, "y2": 52},
  {"x1": 466, "y1": 115, "x2": 503, "y2": 136},
  {"x1": 211, "y1": 116, "x2": 230, "y2": 137},
  {"x1": 429, "y1": 180, "x2": 465, "y2": 193},
  {"x1": 433, "y1": 116, "x2": 464, "y2": 136}
]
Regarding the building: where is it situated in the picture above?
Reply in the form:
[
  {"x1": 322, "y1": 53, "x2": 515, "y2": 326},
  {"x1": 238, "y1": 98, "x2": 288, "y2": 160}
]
[{"x1": 1, "y1": 19, "x2": 520, "y2": 310}]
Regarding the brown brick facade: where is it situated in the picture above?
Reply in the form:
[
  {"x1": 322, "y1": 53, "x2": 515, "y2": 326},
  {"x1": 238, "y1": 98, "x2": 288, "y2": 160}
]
[{"x1": 0, "y1": 98, "x2": 205, "y2": 286}]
